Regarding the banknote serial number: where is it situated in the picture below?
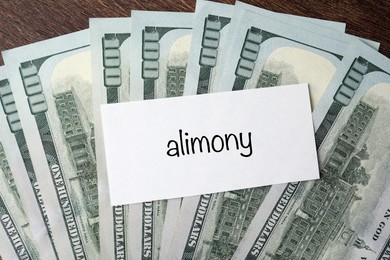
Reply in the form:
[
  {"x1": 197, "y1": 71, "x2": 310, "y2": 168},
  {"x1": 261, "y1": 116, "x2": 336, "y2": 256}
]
[{"x1": 166, "y1": 129, "x2": 253, "y2": 158}]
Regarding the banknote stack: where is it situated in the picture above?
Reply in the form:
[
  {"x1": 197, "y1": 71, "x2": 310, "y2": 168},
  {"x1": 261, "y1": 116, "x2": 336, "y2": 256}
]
[{"x1": 0, "y1": 0, "x2": 389, "y2": 259}]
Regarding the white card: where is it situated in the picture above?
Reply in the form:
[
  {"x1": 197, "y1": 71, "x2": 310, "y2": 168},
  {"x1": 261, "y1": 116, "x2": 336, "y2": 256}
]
[{"x1": 101, "y1": 83, "x2": 319, "y2": 205}]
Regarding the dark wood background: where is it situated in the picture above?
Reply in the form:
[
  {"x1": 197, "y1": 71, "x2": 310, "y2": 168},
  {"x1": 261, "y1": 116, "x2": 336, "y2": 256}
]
[{"x1": 0, "y1": 0, "x2": 389, "y2": 66}]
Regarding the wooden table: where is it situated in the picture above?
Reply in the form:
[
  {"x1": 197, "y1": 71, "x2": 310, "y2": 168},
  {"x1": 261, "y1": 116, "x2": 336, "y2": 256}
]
[
  {"x1": 0, "y1": 0, "x2": 388, "y2": 259},
  {"x1": 0, "y1": 0, "x2": 389, "y2": 65}
]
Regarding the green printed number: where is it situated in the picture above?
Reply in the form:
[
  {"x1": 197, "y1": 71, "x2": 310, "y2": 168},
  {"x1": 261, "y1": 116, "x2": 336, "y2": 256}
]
[
  {"x1": 20, "y1": 63, "x2": 48, "y2": 115},
  {"x1": 199, "y1": 16, "x2": 221, "y2": 67},
  {"x1": 235, "y1": 27, "x2": 263, "y2": 79},
  {"x1": 334, "y1": 58, "x2": 368, "y2": 106},
  {"x1": 0, "y1": 79, "x2": 22, "y2": 133},
  {"x1": 103, "y1": 35, "x2": 122, "y2": 87},
  {"x1": 142, "y1": 29, "x2": 160, "y2": 79}
]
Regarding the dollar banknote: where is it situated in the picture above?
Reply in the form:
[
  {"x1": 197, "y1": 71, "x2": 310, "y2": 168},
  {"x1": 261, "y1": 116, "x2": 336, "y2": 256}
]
[
  {"x1": 217, "y1": 6, "x2": 345, "y2": 98},
  {"x1": 183, "y1": 0, "x2": 351, "y2": 96},
  {"x1": 128, "y1": 10, "x2": 193, "y2": 260},
  {"x1": 233, "y1": 40, "x2": 390, "y2": 260},
  {"x1": 182, "y1": 0, "x2": 233, "y2": 95},
  {"x1": 215, "y1": 9, "x2": 377, "y2": 107},
  {"x1": 0, "y1": 80, "x2": 41, "y2": 260},
  {"x1": 0, "y1": 67, "x2": 58, "y2": 259},
  {"x1": 129, "y1": 11, "x2": 193, "y2": 101},
  {"x1": 231, "y1": 1, "x2": 379, "y2": 50},
  {"x1": 90, "y1": 17, "x2": 131, "y2": 260},
  {"x1": 0, "y1": 157, "x2": 40, "y2": 260},
  {"x1": 2, "y1": 30, "x2": 99, "y2": 259},
  {"x1": 169, "y1": 185, "x2": 275, "y2": 259},
  {"x1": 168, "y1": 10, "x2": 357, "y2": 260}
]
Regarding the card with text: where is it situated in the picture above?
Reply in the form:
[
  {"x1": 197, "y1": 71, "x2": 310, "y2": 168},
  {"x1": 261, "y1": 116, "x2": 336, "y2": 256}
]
[{"x1": 101, "y1": 83, "x2": 319, "y2": 205}]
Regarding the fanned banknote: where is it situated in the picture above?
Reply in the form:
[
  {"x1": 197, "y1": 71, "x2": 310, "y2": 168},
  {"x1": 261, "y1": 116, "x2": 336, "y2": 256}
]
[
  {"x1": 168, "y1": 9, "x2": 358, "y2": 260},
  {"x1": 215, "y1": 5, "x2": 379, "y2": 96},
  {"x1": 0, "y1": 155, "x2": 40, "y2": 260},
  {"x1": 215, "y1": 9, "x2": 374, "y2": 106},
  {"x1": 0, "y1": 2, "x2": 386, "y2": 260},
  {"x1": 2, "y1": 30, "x2": 99, "y2": 259},
  {"x1": 0, "y1": 67, "x2": 58, "y2": 259},
  {"x1": 230, "y1": 1, "x2": 379, "y2": 50},
  {"x1": 90, "y1": 17, "x2": 131, "y2": 260},
  {"x1": 0, "y1": 69, "x2": 42, "y2": 259},
  {"x1": 233, "y1": 40, "x2": 390, "y2": 260},
  {"x1": 129, "y1": 11, "x2": 193, "y2": 101},
  {"x1": 182, "y1": 0, "x2": 233, "y2": 95},
  {"x1": 128, "y1": 11, "x2": 193, "y2": 260},
  {"x1": 183, "y1": 0, "x2": 351, "y2": 96}
]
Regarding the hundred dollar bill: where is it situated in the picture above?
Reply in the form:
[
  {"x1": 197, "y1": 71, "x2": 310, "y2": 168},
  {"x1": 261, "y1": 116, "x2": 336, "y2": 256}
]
[
  {"x1": 232, "y1": 1, "x2": 379, "y2": 50},
  {"x1": 169, "y1": 185, "x2": 275, "y2": 259},
  {"x1": 0, "y1": 68, "x2": 58, "y2": 259},
  {"x1": 184, "y1": 0, "x2": 351, "y2": 96},
  {"x1": 0, "y1": 69, "x2": 42, "y2": 260},
  {"x1": 159, "y1": 198, "x2": 184, "y2": 260},
  {"x1": 233, "y1": 40, "x2": 390, "y2": 260},
  {"x1": 90, "y1": 17, "x2": 131, "y2": 260},
  {"x1": 128, "y1": 11, "x2": 193, "y2": 260},
  {"x1": 129, "y1": 11, "x2": 193, "y2": 101},
  {"x1": 215, "y1": 6, "x2": 379, "y2": 103},
  {"x1": 0, "y1": 158, "x2": 40, "y2": 260},
  {"x1": 2, "y1": 30, "x2": 99, "y2": 259},
  {"x1": 168, "y1": 11, "x2": 357, "y2": 260},
  {"x1": 182, "y1": 0, "x2": 233, "y2": 95}
]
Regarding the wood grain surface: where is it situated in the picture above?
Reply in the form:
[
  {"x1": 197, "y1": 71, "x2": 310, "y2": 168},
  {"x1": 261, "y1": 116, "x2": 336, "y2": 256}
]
[{"x1": 0, "y1": 0, "x2": 389, "y2": 66}]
